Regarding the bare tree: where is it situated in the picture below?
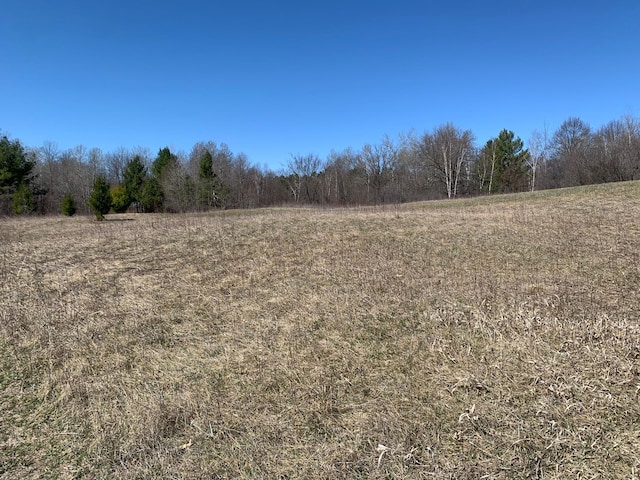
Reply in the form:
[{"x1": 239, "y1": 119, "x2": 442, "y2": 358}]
[
  {"x1": 474, "y1": 139, "x2": 498, "y2": 193},
  {"x1": 527, "y1": 127, "x2": 549, "y2": 191},
  {"x1": 417, "y1": 124, "x2": 474, "y2": 198},
  {"x1": 359, "y1": 136, "x2": 398, "y2": 204},
  {"x1": 33, "y1": 143, "x2": 102, "y2": 214},
  {"x1": 622, "y1": 115, "x2": 640, "y2": 179},
  {"x1": 104, "y1": 147, "x2": 133, "y2": 184},
  {"x1": 161, "y1": 152, "x2": 195, "y2": 213},
  {"x1": 285, "y1": 153, "x2": 323, "y2": 203},
  {"x1": 324, "y1": 148, "x2": 360, "y2": 204},
  {"x1": 549, "y1": 117, "x2": 592, "y2": 187},
  {"x1": 231, "y1": 152, "x2": 252, "y2": 208},
  {"x1": 590, "y1": 115, "x2": 640, "y2": 182},
  {"x1": 34, "y1": 142, "x2": 61, "y2": 213}
]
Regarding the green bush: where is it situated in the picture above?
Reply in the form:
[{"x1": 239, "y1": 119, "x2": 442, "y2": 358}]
[
  {"x1": 110, "y1": 184, "x2": 131, "y2": 213},
  {"x1": 61, "y1": 193, "x2": 77, "y2": 216}
]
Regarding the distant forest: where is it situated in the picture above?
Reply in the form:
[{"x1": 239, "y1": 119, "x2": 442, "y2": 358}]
[{"x1": 2, "y1": 115, "x2": 640, "y2": 216}]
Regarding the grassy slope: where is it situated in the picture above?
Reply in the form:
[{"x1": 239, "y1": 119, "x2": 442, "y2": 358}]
[{"x1": 1, "y1": 182, "x2": 640, "y2": 479}]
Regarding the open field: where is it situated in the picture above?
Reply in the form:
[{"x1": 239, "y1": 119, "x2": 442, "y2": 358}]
[{"x1": 2, "y1": 182, "x2": 640, "y2": 479}]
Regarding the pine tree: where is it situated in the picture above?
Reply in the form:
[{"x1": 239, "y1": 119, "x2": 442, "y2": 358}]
[
  {"x1": 494, "y1": 130, "x2": 530, "y2": 193},
  {"x1": 475, "y1": 130, "x2": 530, "y2": 193},
  {"x1": 88, "y1": 176, "x2": 112, "y2": 220},
  {"x1": 123, "y1": 155, "x2": 147, "y2": 206},
  {"x1": 139, "y1": 177, "x2": 164, "y2": 212},
  {"x1": 12, "y1": 182, "x2": 35, "y2": 214},
  {"x1": 152, "y1": 147, "x2": 177, "y2": 179},
  {"x1": 0, "y1": 134, "x2": 36, "y2": 214},
  {"x1": 197, "y1": 150, "x2": 227, "y2": 208}
]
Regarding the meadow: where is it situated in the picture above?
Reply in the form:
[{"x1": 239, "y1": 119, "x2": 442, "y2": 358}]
[{"x1": 1, "y1": 182, "x2": 640, "y2": 479}]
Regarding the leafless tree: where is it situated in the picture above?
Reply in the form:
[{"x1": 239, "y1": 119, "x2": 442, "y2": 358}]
[
  {"x1": 286, "y1": 153, "x2": 323, "y2": 203},
  {"x1": 324, "y1": 148, "x2": 359, "y2": 204},
  {"x1": 527, "y1": 127, "x2": 549, "y2": 191},
  {"x1": 105, "y1": 147, "x2": 132, "y2": 184},
  {"x1": 417, "y1": 124, "x2": 474, "y2": 198},
  {"x1": 590, "y1": 115, "x2": 640, "y2": 182},
  {"x1": 33, "y1": 143, "x2": 103, "y2": 214},
  {"x1": 359, "y1": 136, "x2": 398, "y2": 204},
  {"x1": 549, "y1": 117, "x2": 592, "y2": 186}
]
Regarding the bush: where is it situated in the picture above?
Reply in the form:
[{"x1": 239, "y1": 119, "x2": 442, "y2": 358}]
[
  {"x1": 61, "y1": 193, "x2": 77, "y2": 216},
  {"x1": 110, "y1": 184, "x2": 131, "y2": 213}
]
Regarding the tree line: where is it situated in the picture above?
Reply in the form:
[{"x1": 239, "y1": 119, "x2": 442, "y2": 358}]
[{"x1": 1, "y1": 114, "x2": 639, "y2": 218}]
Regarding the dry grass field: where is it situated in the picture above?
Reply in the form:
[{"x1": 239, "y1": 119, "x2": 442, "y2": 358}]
[{"x1": 2, "y1": 182, "x2": 640, "y2": 479}]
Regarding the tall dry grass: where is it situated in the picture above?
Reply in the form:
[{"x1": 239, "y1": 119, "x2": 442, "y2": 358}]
[{"x1": 1, "y1": 182, "x2": 640, "y2": 478}]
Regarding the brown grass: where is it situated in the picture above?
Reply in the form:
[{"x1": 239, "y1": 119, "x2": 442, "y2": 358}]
[{"x1": 2, "y1": 182, "x2": 640, "y2": 479}]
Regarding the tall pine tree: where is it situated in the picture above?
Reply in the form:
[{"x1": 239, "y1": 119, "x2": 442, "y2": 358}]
[
  {"x1": 476, "y1": 130, "x2": 530, "y2": 193},
  {"x1": 197, "y1": 150, "x2": 227, "y2": 208},
  {"x1": 123, "y1": 155, "x2": 147, "y2": 208}
]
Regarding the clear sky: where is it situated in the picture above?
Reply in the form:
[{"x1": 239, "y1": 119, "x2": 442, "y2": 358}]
[{"x1": 2, "y1": 0, "x2": 639, "y2": 170}]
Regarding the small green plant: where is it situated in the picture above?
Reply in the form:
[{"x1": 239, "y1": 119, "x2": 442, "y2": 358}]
[{"x1": 61, "y1": 193, "x2": 77, "y2": 216}]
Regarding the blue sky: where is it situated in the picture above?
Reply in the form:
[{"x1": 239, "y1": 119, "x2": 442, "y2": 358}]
[{"x1": 2, "y1": 0, "x2": 639, "y2": 170}]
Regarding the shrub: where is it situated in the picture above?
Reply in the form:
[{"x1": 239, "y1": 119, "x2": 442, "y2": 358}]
[
  {"x1": 110, "y1": 184, "x2": 131, "y2": 213},
  {"x1": 61, "y1": 193, "x2": 77, "y2": 216}
]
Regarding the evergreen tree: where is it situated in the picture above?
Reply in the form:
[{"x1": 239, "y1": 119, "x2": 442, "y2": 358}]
[
  {"x1": 12, "y1": 182, "x2": 35, "y2": 214},
  {"x1": 139, "y1": 177, "x2": 164, "y2": 212},
  {"x1": 197, "y1": 150, "x2": 228, "y2": 208},
  {"x1": 199, "y1": 150, "x2": 214, "y2": 181},
  {"x1": 61, "y1": 193, "x2": 77, "y2": 216},
  {"x1": 0, "y1": 134, "x2": 36, "y2": 213},
  {"x1": 152, "y1": 147, "x2": 177, "y2": 179},
  {"x1": 475, "y1": 130, "x2": 529, "y2": 193},
  {"x1": 123, "y1": 155, "x2": 147, "y2": 205},
  {"x1": 88, "y1": 176, "x2": 112, "y2": 220}
]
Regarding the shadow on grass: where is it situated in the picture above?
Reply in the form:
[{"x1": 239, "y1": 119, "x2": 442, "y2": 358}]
[{"x1": 103, "y1": 217, "x2": 135, "y2": 222}]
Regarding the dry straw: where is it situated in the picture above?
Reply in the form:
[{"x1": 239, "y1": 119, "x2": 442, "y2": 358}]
[{"x1": 1, "y1": 182, "x2": 640, "y2": 478}]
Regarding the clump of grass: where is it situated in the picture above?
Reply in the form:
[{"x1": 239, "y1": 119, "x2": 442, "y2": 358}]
[{"x1": 2, "y1": 182, "x2": 640, "y2": 478}]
